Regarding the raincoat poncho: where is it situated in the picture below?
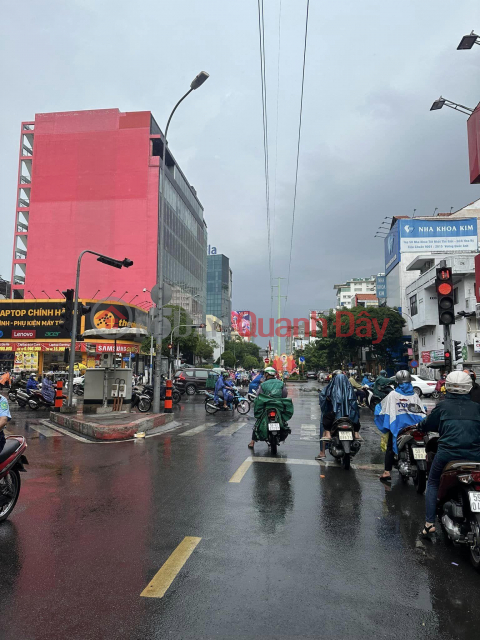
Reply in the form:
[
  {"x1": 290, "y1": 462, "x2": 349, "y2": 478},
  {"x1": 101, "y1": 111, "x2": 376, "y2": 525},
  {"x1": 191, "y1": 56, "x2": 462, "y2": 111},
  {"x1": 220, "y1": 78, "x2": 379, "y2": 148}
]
[
  {"x1": 320, "y1": 374, "x2": 360, "y2": 428},
  {"x1": 41, "y1": 377, "x2": 55, "y2": 403},
  {"x1": 374, "y1": 382, "x2": 424, "y2": 453},
  {"x1": 253, "y1": 379, "x2": 294, "y2": 440}
]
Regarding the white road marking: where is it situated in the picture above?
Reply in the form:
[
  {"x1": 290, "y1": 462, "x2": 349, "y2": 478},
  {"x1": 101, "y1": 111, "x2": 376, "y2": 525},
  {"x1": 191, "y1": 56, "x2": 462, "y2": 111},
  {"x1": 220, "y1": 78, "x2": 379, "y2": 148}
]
[
  {"x1": 28, "y1": 423, "x2": 63, "y2": 437},
  {"x1": 228, "y1": 455, "x2": 384, "y2": 482},
  {"x1": 300, "y1": 423, "x2": 319, "y2": 440},
  {"x1": 216, "y1": 422, "x2": 247, "y2": 436},
  {"x1": 179, "y1": 423, "x2": 215, "y2": 437}
]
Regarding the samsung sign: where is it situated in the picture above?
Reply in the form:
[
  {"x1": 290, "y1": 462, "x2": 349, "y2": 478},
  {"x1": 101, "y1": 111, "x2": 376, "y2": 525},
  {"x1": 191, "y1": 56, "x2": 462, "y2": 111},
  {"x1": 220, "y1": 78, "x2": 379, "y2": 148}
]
[{"x1": 385, "y1": 217, "x2": 478, "y2": 275}]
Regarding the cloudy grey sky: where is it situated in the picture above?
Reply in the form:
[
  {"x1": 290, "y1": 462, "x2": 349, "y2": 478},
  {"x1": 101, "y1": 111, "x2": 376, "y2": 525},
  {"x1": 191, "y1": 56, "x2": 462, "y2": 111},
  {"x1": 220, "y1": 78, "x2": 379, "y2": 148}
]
[{"x1": 1, "y1": 0, "x2": 480, "y2": 340}]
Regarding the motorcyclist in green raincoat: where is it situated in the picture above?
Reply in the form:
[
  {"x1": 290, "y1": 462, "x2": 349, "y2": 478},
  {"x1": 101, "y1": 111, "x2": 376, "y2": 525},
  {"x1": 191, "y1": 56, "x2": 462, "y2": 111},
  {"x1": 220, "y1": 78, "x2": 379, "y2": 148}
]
[{"x1": 248, "y1": 367, "x2": 292, "y2": 449}]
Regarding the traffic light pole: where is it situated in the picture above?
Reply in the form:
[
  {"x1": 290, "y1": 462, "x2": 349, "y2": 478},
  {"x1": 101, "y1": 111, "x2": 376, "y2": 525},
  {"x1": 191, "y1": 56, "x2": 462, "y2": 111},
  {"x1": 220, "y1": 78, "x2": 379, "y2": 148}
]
[
  {"x1": 444, "y1": 324, "x2": 452, "y2": 374},
  {"x1": 67, "y1": 251, "x2": 87, "y2": 408}
]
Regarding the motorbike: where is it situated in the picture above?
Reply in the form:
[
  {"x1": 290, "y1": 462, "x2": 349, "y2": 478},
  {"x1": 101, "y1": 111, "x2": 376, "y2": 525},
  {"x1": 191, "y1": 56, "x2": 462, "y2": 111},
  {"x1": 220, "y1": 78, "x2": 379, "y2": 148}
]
[
  {"x1": 8, "y1": 378, "x2": 27, "y2": 403},
  {"x1": 27, "y1": 390, "x2": 58, "y2": 411},
  {"x1": 246, "y1": 388, "x2": 258, "y2": 404},
  {"x1": 131, "y1": 387, "x2": 152, "y2": 413},
  {"x1": 0, "y1": 436, "x2": 28, "y2": 522},
  {"x1": 329, "y1": 417, "x2": 362, "y2": 470},
  {"x1": 132, "y1": 383, "x2": 181, "y2": 413},
  {"x1": 394, "y1": 424, "x2": 428, "y2": 493},
  {"x1": 363, "y1": 384, "x2": 394, "y2": 412},
  {"x1": 204, "y1": 386, "x2": 250, "y2": 415},
  {"x1": 258, "y1": 403, "x2": 291, "y2": 455},
  {"x1": 435, "y1": 459, "x2": 480, "y2": 571},
  {"x1": 16, "y1": 387, "x2": 33, "y2": 408}
]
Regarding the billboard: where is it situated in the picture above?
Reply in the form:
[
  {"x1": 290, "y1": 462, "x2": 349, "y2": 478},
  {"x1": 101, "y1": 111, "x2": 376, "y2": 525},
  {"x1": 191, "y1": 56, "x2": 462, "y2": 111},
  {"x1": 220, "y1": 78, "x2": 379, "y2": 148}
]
[
  {"x1": 385, "y1": 218, "x2": 478, "y2": 274},
  {"x1": 399, "y1": 218, "x2": 477, "y2": 253},
  {"x1": 384, "y1": 224, "x2": 400, "y2": 275},
  {"x1": 376, "y1": 275, "x2": 387, "y2": 298},
  {"x1": 467, "y1": 107, "x2": 480, "y2": 184},
  {"x1": 231, "y1": 311, "x2": 252, "y2": 337}
]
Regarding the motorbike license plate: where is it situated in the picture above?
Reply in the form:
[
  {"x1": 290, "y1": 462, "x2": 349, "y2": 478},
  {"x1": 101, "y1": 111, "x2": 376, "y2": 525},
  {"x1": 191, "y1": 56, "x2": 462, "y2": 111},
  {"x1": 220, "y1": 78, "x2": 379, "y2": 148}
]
[
  {"x1": 468, "y1": 492, "x2": 480, "y2": 512},
  {"x1": 339, "y1": 431, "x2": 353, "y2": 441},
  {"x1": 268, "y1": 423, "x2": 280, "y2": 431},
  {"x1": 412, "y1": 448, "x2": 426, "y2": 460}
]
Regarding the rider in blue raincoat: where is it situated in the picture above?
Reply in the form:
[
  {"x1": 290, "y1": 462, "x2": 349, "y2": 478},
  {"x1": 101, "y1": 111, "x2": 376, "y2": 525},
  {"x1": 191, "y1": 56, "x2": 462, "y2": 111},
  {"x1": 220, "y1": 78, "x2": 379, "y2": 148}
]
[
  {"x1": 214, "y1": 373, "x2": 233, "y2": 409},
  {"x1": 361, "y1": 374, "x2": 373, "y2": 387},
  {"x1": 320, "y1": 371, "x2": 361, "y2": 442},
  {"x1": 374, "y1": 370, "x2": 425, "y2": 482},
  {"x1": 248, "y1": 371, "x2": 263, "y2": 394}
]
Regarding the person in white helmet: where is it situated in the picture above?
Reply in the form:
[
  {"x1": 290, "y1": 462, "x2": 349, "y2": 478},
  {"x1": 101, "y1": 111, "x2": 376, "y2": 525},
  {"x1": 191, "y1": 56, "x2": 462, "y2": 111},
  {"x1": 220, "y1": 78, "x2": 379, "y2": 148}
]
[
  {"x1": 248, "y1": 367, "x2": 287, "y2": 449},
  {"x1": 416, "y1": 371, "x2": 480, "y2": 539}
]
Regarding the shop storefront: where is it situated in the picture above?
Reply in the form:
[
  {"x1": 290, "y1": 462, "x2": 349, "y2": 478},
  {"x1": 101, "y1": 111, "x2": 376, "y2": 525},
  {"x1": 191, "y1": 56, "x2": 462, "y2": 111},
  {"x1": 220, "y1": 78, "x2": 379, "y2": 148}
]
[{"x1": 0, "y1": 299, "x2": 148, "y2": 374}]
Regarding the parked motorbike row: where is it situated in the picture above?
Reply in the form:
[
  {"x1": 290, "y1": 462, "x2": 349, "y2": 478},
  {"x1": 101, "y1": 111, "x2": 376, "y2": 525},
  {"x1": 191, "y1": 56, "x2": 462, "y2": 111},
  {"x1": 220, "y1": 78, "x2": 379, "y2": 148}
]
[
  {"x1": 8, "y1": 379, "x2": 61, "y2": 411},
  {"x1": 131, "y1": 381, "x2": 182, "y2": 413}
]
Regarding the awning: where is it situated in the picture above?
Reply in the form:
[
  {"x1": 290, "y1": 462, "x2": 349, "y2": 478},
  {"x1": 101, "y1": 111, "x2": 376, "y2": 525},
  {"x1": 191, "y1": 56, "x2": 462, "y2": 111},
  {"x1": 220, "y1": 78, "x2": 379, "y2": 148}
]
[{"x1": 82, "y1": 328, "x2": 147, "y2": 342}]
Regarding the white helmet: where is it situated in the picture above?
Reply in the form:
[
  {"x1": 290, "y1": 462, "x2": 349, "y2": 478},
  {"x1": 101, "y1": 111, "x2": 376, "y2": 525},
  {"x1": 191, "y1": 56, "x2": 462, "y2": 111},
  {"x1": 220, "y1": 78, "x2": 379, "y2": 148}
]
[{"x1": 445, "y1": 371, "x2": 473, "y2": 395}]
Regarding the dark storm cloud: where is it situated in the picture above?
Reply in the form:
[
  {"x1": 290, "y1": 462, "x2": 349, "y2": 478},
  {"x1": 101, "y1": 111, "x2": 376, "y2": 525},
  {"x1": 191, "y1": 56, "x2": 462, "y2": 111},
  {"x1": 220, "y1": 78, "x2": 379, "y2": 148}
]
[{"x1": 0, "y1": 0, "x2": 479, "y2": 346}]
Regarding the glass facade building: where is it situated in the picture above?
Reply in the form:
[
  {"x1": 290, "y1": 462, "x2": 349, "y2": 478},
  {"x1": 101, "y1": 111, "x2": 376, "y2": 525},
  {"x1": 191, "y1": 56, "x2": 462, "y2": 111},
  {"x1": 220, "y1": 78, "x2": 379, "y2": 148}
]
[{"x1": 206, "y1": 254, "x2": 232, "y2": 333}]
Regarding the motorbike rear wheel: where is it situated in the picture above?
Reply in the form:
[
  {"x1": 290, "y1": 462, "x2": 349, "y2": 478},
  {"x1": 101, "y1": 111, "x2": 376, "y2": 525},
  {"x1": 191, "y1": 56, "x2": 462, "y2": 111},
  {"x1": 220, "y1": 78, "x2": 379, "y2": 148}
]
[
  {"x1": 414, "y1": 470, "x2": 427, "y2": 494},
  {"x1": 8, "y1": 392, "x2": 16, "y2": 402},
  {"x1": 269, "y1": 434, "x2": 278, "y2": 455},
  {"x1": 28, "y1": 399, "x2": 39, "y2": 410},
  {"x1": 0, "y1": 470, "x2": 21, "y2": 523},
  {"x1": 342, "y1": 453, "x2": 351, "y2": 470},
  {"x1": 172, "y1": 390, "x2": 181, "y2": 404},
  {"x1": 138, "y1": 397, "x2": 152, "y2": 413}
]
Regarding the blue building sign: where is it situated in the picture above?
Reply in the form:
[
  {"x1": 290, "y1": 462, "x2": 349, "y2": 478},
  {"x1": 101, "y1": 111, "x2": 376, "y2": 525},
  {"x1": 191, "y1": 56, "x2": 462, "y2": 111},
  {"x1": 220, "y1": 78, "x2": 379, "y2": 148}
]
[
  {"x1": 384, "y1": 224, "x2": 400, "y2": 275},
  {"x1": 384, "y1": 217, "x2": 478, "y2": 275},
  {"x1": 376, "y1": 275, "x2": 387, "y2": 298}
]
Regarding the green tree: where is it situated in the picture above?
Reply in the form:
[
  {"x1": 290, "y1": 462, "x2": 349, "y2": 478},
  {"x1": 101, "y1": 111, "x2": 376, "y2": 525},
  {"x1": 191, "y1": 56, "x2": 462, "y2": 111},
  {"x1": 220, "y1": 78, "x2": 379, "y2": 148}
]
[
  {"x1": 194, "y1": 336, "x2": 216, "y2": 362},
  {"x1": 221, "y1": 351, "x2": 236, "y2": 368},
  {"x1": 243, "y1": 355, "x2": 260, "y2": 370}
]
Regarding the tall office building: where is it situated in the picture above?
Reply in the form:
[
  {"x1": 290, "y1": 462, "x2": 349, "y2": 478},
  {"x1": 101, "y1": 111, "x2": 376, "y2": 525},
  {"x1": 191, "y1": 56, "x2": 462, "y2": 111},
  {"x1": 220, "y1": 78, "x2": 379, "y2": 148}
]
[
  {"x1": 10, "y1": 109, "x2": 207, "y2": 320},
  {"x1": 206, "y1": 254, "x2": 232, "y2": 334}
]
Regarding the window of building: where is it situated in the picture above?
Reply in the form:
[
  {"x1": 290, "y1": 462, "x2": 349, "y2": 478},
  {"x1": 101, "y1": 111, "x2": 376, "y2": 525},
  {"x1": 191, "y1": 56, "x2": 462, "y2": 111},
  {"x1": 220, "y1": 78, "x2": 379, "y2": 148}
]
[
  {"x1": 421, "y1": 336, "x2": 426, "y2": 346},
  {"x1": 410, "y1": 294, "x2": 418, "y2": 316}
]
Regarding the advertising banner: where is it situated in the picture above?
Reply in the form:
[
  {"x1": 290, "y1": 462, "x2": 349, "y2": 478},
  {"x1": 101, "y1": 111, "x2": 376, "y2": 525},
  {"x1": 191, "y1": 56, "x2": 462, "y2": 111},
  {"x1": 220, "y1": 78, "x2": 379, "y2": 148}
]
[
  {"x1": 421, "y1": 351, "x2": 431, "y2": 364},
  {"x1": 231, "y1": 311, "x2": 252, "y2": 337},
  {"x1": 15, "y1": 351, "x2": 39, "y2": 370},
  {"x1": 385, "y1": 218, "x2": 478, "y2": 275},
  {"x1": 384, "y1": 224, "x2": 400, "y2": 275},
  {"x1": 399, "y1": 218, "x2": 478, "y2": 253},
  {"x1": 0, "y1": 299, "x2": 148, "y2": 341},
  {"x1": 376, "y1": 276, "x2": 387, "y2": 298}
]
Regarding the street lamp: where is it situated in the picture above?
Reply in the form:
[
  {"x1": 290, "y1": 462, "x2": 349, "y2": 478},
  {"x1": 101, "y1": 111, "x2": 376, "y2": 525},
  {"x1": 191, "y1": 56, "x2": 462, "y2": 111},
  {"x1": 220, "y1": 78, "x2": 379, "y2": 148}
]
[
  {"x1": 66, "y1": 250, "x2": 133, "y2": 407},
  {"x1": 457, "y1": 31, "x2": 480, "y2": 50},
  {"x1": 153, "y1": 71, "x2": 209, "y2": 414},
  {"x1": 430, "y1": 96, "x2": 474, "y2": 115}
]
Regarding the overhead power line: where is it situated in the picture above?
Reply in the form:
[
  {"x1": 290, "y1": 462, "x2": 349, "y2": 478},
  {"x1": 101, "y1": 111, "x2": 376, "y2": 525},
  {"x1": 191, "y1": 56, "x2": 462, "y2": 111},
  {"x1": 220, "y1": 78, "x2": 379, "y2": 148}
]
[
  {"x1": 284, "y1": 0, "x2": 310, "y2": 313},
  {"x1": 257, "y1": 0, "x2": 273, "y2": 292}
]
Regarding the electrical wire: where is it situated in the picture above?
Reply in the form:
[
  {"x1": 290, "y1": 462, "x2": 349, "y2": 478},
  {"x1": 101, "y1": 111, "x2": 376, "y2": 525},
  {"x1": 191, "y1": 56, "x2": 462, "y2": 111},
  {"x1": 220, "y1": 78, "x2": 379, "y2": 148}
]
[
  {"x1": 257, "y1": 0, "x2": 273, "y2": 294},
  {"x1": 284, "y1": 0, "x2": 310, "y2": 313},
  {"x1": 270, "y1": 0, "x2": 282, "y2": 320}
]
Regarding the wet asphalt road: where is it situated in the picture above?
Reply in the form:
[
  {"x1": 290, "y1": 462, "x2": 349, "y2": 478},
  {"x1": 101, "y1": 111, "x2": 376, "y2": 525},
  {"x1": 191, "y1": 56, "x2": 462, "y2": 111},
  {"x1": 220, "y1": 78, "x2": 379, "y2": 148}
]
[{"x1": 1, "y1": 382, "x2": 479, "y2": 640}]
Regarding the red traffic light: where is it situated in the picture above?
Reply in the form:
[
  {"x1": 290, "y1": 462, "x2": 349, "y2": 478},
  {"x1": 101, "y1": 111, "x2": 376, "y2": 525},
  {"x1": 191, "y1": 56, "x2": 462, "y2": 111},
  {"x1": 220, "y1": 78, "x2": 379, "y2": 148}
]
[
  {"x1": 438, "y1": 282, "x2": 452, "y2": 295},
  {"x1": 445, "y1": 351, "x2": 451, "y2": 359}
]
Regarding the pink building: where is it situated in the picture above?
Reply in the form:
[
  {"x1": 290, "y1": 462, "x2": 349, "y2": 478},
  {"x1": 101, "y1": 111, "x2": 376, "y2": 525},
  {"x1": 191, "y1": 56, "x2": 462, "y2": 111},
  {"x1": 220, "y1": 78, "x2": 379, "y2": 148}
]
[{"x1": 11, "y1": 109, "x2": 207, "y2": 317}]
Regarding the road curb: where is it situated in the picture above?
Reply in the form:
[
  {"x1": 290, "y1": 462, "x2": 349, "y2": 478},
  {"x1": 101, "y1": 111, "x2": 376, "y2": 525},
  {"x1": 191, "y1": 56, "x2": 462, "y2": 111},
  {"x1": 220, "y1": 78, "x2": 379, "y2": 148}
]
[{"x1": 49, "y1": 410, "x2": 174, "y2": 440}]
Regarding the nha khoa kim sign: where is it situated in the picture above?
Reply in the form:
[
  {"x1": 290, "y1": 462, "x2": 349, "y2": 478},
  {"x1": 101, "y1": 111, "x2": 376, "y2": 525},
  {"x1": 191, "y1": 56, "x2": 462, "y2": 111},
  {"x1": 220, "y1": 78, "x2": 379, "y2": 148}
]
[{"x1": 385, "y1": 217, "x2": 478, "y2": 274}]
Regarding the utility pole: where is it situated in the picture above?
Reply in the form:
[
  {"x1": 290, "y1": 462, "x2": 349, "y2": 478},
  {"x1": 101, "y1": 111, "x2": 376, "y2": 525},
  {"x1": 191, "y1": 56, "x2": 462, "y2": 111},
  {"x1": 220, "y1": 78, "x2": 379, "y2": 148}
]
[{"x1": 271, "y1": 277, "x2": 286, "y2": 356}]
